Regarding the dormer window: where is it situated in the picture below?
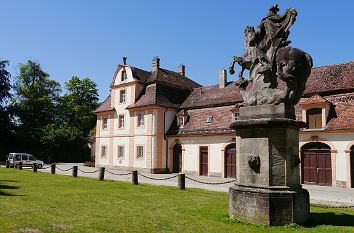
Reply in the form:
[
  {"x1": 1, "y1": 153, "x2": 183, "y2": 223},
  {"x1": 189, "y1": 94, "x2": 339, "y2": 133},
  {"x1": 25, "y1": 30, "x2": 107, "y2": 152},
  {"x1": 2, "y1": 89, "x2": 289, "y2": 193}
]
[
  {"x1": 121, "y1": 70, "x2": 127, "y2": 81},
  {"x1": 233, "y1": 112, "x2": 240, "y2": 121},
  {"x1": 306, "y1": 108, "x2": 322, "y2": 129},
  {"x1": 206, "y1": 116, "x2": 213, "y2": 123},
  {"x1": 178, "y1": 117, "x2": 184, "y2": 127}
]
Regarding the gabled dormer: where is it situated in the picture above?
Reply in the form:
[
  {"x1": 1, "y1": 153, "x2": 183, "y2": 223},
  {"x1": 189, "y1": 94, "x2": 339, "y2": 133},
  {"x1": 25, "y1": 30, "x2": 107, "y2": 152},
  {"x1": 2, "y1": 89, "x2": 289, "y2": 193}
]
[
  {"x1": 299, "y1": 95, "x2": 332, "y2": 129},
  {"x1": 110, "y1": 58, "x2": 150, "y2": 108},
  {"x1": 176, "y1": 110, "x2": 189, "y2": 128}
]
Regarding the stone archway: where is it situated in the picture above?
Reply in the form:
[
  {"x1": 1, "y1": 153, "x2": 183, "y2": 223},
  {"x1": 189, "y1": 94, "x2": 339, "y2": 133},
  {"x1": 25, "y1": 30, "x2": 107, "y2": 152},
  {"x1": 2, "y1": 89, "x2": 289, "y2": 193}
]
[
  {"x1": 301, "y1": 142, "x2": 332, "y2": 186},
  {"x1": 224, "y1": 143, "x2": 236, "y2": 178},
  {"x1": 172, "y1": 144, "x2": 182, "y2": 173}
]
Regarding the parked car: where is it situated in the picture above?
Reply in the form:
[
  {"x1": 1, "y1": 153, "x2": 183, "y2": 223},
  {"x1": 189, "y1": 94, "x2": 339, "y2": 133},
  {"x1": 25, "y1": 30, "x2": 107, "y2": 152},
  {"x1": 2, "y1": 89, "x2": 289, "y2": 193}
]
[{"x1": 7, "y1": 153, "x2": 44, "y2": 168}]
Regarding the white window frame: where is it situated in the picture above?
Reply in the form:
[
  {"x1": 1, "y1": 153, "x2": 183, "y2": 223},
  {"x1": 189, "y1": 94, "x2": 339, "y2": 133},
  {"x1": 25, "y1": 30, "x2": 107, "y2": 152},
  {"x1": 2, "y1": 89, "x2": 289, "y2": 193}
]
[
  {"x1": 234, "y1": 112, "x2": 240, "y2": 121},
  {"x1": 118, "y1": 115, "x2": 125, "y2": 128},
  {"x1": 178, "y1": 117, "x2": 184, "y2": 127},
  {"x1": 137, "y1": 112, "x2": 144, "y2": 127},
  {"x1": 118, "y1": 146, "x2": 125, "y2": 159},
  {"x1": 206, "y1": 116, "x2": 213, "y2": 123},
  {"x1": 120, "y1": 89, "x2": 126, "y2": 103},
  {"x1": 136, "y1": 146, "x2": 144, "y2": 159},
  {"x1": 102, "y1": 116, "x2": 108, "y2": 129}
]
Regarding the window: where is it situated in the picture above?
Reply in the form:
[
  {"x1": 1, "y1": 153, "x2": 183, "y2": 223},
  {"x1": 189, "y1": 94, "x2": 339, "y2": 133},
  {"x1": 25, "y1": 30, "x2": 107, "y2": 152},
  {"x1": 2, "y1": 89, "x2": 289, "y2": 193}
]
[
  {"x1": 138, "y1": 112, "x2": 144, "y2": 126},
  {"x1": 119, "y1": 115, "x2": 125, "y2": 128},
  {"x1": 121, "y1": 70, "x2": 127, "y2": 81},
  {"x1": 101, "y1": 146, "x2": 107, "y2": 158},
  {"x1": 234, "y1": 112, "x2": 240, "y2": 121},
  {"x1": 178, "y1": 117, "x2": 184, "y2": 127},
  {"x1": 102, "y1": 116, "x2": 108, "y2": 129},
  {"x1": 136, "y1": 146, "x2": 144, "y2": 158},
  {"x1": 206, "y1": 116, "x2": 213, "y2": 123},
  {"x1": 120, "y1": 90, "x2": 126, "y2": 103},
  {"x1": 118, "y1": 146, "x2": 124, "y2": 159},
  {"x1": 306, "y1": 108, "x2": 322, "y2": 129}
]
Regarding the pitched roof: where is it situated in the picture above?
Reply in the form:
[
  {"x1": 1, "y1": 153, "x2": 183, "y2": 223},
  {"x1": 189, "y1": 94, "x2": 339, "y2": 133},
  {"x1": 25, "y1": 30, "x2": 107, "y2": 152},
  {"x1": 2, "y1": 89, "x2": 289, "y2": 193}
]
[
  {"x1": 167, "y1": 105, "x2": 236, "y2": 136},
  {"x1": 145, "y1": 68, "x2": 201, "y2": 90},
  {"x1": 295, "y1": 92, "x2": 354, "y2": 130},
  {"x1": 180, "y1": 82, "x2": 243, "y2": 109},
  {"x1": 128, "y1": 83, "x2": 192, "y2": 109},
  {"x1": 303, "y1": 61, "x2": 354, "y2": 96},
  {"x1": 298, "y1": 95, "x2": 329, "y2": 106},
  {"x1": 93, "y1": 95, "x2": 114, "y2": 113},
  {"x1": 111, "y1": 65, "x2": 151, "y2": 87}
]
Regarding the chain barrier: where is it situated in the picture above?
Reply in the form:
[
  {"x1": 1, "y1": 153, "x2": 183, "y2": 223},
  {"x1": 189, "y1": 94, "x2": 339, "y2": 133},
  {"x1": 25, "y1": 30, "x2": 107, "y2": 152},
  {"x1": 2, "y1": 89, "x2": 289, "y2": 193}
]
[
  {"x1": 138, "y1": 173, "x2": 179, "y2": 181},
  {"x1": 78, "y1": 168, "x2": 100, "y2": 174},
  {"x1": 56, "y1": 167, "x2": 73, "y2": 172},
  {"x1": 105, "y1": 170, "x2": 132, "y2": 176},
  {"x1": 40, "y1": 166, "x2": 51, "y2": 169},
  {"x1": 185, "y1": 176, "x2": 236, "y2": 185}
]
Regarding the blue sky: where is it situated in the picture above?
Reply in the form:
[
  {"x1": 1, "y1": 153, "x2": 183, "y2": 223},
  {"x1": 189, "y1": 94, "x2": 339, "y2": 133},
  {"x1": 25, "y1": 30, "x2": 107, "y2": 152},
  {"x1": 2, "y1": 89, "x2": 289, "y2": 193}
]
[{"x1": 1, "y1": 0, "x2": 353, "y2": 101}]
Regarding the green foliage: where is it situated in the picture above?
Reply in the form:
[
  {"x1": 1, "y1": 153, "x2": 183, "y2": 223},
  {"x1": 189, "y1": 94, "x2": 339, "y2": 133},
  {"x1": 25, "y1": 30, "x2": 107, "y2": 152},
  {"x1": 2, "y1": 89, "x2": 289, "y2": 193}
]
[
  {"x1": 8, "y1": 61, "x2": 98, "y2": 162},
  {"x1": 0, "y1": 60, "x2": 11, "y2": 103},
  {"x1": 12, "y1": 60, "x2": 61, "y2": 133},
  {"x1": 1, "y1": 169, "x2": 354, "y2": 233},
  {"x1": 61, "y1": 76, "x2": 98, "y2": 134}
]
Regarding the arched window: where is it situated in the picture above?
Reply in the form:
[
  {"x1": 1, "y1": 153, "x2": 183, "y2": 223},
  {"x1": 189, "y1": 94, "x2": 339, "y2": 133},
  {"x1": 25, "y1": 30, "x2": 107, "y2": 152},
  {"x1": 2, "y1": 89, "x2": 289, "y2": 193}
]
[{"x1": 121, "y1": 70, "x2": 127, "y2": 81}]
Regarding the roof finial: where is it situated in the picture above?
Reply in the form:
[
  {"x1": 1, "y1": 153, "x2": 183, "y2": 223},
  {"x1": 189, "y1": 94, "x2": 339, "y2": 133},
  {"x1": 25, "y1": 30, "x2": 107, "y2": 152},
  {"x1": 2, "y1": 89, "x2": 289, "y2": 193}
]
[{"x1": 123, "y1": 57, "x2": 127, "y2": 65}]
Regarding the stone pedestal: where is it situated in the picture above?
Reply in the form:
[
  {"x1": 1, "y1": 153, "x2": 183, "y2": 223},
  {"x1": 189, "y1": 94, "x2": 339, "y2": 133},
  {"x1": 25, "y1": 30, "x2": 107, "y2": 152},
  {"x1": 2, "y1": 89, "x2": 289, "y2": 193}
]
[{"x1": 229, "y1": 104, "x2": 310, "y2": 226}]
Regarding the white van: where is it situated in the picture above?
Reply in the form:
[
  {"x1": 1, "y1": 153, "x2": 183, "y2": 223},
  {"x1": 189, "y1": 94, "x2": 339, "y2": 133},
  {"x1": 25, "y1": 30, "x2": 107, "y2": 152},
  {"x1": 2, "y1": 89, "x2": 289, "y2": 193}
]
[{"x1": 7, "y1": 153, "x2": 44, "y2": 168}]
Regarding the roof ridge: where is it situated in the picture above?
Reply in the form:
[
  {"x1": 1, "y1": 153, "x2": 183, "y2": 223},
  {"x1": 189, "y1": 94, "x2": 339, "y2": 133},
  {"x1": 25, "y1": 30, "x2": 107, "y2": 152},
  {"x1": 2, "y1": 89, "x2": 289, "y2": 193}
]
[{"x1": 312, "y1": 60, "x2": 354, "y2": 70}]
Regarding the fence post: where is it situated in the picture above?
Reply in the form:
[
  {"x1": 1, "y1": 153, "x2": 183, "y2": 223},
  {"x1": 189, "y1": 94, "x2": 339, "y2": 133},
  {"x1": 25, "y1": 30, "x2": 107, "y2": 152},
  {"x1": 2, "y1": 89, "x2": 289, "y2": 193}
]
[
  {"x1": 72, "y1": 166, "x2": 78, "y2": 177},
  {"x1": 98, "y1": 167, "x2": 105, "y2": 181},
  {"x1": 5, "y1": 160, "x2": 9, "y2": 168},
  {"x1": 18, "y1": 162, "x2": 23, "y2": 170},
  {"x1": 132, "y1": 170, "x2": 138, "y2": 185},
  {"x1": 51, "y1": 164, "x2": 56, "y2": 174},
  {"x1": 33, "y1": 163, "x2": 38, "y2": 172},
  {"x1": 178, "y1": 173, "x2": 185, "y2": 190}
]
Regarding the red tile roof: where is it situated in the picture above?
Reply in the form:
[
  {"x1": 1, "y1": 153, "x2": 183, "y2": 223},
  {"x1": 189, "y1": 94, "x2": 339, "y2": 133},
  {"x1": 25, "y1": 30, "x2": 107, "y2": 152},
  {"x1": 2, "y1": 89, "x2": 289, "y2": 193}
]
[
  {"x1": 93, "y1": 95, "x2": 114, "y2": 113},
  {"x1": 303, "y1": 61, "x2": 354, "y2": 96},
  {"x1": 167, "y1": 105, "x2": 236, "y2": 136},
  {"x1": 180, "y1": 82, "x2": 243, "y2": 109},
  {"x1": 298, "y1": 95, "x2": 329, "y2": 106}
]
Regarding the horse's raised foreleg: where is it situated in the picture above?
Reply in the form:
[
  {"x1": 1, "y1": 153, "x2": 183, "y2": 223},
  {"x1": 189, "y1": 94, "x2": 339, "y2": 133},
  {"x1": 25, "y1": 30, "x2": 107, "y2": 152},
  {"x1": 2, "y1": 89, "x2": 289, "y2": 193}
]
[{"x1": 229, "y1": 56, "x2": 242, "y2": 75}]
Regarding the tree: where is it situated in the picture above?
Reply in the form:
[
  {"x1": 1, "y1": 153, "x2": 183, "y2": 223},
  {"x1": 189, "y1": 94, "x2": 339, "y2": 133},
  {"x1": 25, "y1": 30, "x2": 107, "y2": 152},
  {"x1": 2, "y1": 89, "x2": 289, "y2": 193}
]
[
  {"x1": 0, "y1": 60, "x2": 14, "y2": 159},
  {"x1": 61, "y1": 76, "x2": 99, "y2": 135},
  {"x1": 12, "y1": 60, "x2": 61, "y2": 159}
]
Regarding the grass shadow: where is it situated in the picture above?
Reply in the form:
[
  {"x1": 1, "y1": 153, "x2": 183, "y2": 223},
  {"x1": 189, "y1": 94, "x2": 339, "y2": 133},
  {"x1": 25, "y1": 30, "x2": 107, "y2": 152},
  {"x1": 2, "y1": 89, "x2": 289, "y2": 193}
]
[
  {"x1": 304, "y1": 212, "x2": 354, "y2": 227},
  {"x1": 0, "y1": 180, "x2": 24, "y2": 196}
]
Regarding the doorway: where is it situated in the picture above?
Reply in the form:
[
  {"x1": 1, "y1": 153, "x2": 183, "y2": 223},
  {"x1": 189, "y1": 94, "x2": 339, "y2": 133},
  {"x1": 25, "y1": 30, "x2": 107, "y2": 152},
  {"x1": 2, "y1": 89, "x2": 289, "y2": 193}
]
[{"x1": 172, "y1": 144, "x2": 182, "y2": 173}]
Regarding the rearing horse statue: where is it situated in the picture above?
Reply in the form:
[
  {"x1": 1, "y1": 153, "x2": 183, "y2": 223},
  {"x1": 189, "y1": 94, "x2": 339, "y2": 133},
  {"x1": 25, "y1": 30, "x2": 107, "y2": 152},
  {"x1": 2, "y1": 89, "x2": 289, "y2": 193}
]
[{"x1": 228, "y1": 4, "x2": 313, "y2": 118}]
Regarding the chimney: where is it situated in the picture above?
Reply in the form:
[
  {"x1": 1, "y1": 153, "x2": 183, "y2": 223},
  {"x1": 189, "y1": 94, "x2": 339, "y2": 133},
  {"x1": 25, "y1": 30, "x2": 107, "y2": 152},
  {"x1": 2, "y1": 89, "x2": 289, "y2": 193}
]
[
  {"x1": 152, "y1": 56, "x2": 160, "y2": 72},
  {"x1": 219, "y1": 69, "x2": 227, "y2": 88},
  {"x1": 178, "y1": 64, "x2": 185, "y2": 76}
]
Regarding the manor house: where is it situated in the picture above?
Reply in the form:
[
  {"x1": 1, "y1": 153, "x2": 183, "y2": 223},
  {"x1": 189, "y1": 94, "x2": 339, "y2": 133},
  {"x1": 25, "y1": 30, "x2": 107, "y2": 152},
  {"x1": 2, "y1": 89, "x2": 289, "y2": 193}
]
[{"x1": 94, "y1": 57, "x2": 354, "y2": 188}]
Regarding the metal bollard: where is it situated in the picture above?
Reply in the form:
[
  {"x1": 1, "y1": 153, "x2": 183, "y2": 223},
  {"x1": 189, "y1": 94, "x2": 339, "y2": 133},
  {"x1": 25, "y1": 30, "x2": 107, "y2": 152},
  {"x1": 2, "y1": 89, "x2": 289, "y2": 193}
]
[
  {"x1": 5, "y1": 160, "x2": 9, "y2": 168},
  {"x1": 51, "y1": 164, "x2": 56, "y2": 174},
  {"x1": 178, "y1": 173, "x2": 185, "y2": 190},
  {"x1": 72, "y1": 166, "x2": 78, "y2": 177},
  {"x1": 18, "y1": 162, "x2": 23, "y2": 170},
  {"x1": 132, "y1": 170, "x2": 138, "y2": 185},
  {"x1": 33, "y1": 163, "x2": 38, "y2": 172},
  {"x1": 98, "y1": 167, "x2": 105, "y2": 181}
]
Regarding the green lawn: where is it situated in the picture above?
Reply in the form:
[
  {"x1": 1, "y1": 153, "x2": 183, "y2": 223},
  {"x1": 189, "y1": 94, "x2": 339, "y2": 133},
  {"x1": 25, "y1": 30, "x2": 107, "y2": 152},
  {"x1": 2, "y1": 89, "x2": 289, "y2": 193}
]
[{"x1": 1, "y1": 169, "x2": 354, "y2": 233}]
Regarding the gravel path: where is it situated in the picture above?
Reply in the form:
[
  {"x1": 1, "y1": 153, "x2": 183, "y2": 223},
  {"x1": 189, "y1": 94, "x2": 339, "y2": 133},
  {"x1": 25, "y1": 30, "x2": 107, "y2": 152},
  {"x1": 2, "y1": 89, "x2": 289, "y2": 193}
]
[{"x1": 5, "y1": 163, "x2": 354, "y2": 208}]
